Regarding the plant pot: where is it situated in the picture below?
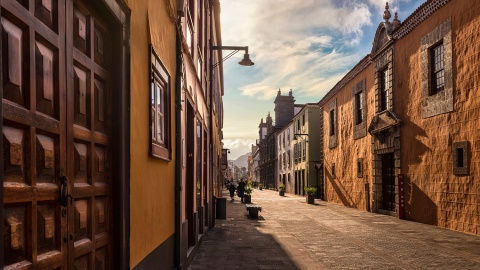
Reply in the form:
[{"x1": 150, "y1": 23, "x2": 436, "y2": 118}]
[
  {"x1": 307, "y1": 195, "x2": 315, "y2": 204},
  {"x1": 279, "y1": 190, "x2": 285, "y2": 196},
  {"x1": 244, "y1": 195, "x2": 252, "y2": 203},
  {"x1": 259, "y1": 187, "x2": 263, "y2": 190}
]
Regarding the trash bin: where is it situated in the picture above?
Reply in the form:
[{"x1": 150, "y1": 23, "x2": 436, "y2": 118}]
[{"x1": 215, "y1": 197, "x2": 226, "y2": 219}]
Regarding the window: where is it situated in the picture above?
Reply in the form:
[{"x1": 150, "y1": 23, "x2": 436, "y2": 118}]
[
  {"x1": 357, "y1": 158, "x2": 363, "y2": 178},
  {"x1": 332, "y1": 163, "x2": 336, "y2": 179},
  {"x1": 302, "y1": 114, "x2": 305, "y2": 131},
  {"x1": 453, "y1": 141, "x2": 469, "y2": 175},
  {"x1": 379, "y1": 69, "x2": 388, "y2": 111},
  {"x1": 355, "y1": 92, "x2": 364, "y2": 125},
  {"x1": 421, "y1": 18, "x2": 453, "y2": 118},
  {"x1": 302, "y1": 142, "x2": 306, "y2": 161},
  {"x1": 287, "y1": 150, "x2": 291, "y2": 168},
  {"x1": 353, "y1": 79, "x2": 367, "y2": 139},
  {"x1": 186, "y1": 0, "x2": 195, "y2": 56},
  {"x1": 329, "y1": 109, "x2": 335, "y2": 136},
  {"x1": 328, "y1": 99, "x2": 338, "y2": 148},
  {"x1": 431, "y1": 43, "x2": 444, "y2": 95},
  {"x1": 196, "y1": 119, "x2": 202, "y2": 197},
  {"x1": 456, "y1": 148, "x2": 463, "y2": 167},
  {"x1": 150, "y1": 46, "x2": 171, "y2": 160}
]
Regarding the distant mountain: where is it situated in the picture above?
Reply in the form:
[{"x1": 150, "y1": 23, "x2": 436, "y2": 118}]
[{"x1": 232, "y1": 152, "x2": 250, "y2": 168}]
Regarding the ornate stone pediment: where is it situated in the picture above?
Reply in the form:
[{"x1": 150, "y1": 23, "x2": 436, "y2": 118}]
[
  {"x1": 368, "y1": 110, "x2": 402, "y2": 135},
  {"x1": 371, "y1": 2, "x2": 401, "y2": 56}
]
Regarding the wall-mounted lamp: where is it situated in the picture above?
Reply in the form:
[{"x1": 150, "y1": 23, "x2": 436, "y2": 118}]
[
  {"x1": 293, "y1": 133, "x2": 309, "y2": 142},
  {"x1": 212, "y1": 46, "x2": 254, "y2": 68}
]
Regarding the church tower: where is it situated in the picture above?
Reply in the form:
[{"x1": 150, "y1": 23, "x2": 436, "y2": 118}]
[{"x1": 274, "y1": 89, "x2": 295, "y2": 128}]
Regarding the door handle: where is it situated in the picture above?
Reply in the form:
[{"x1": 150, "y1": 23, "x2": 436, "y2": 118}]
[{"x1": 60, "y1": 176, "x2": 73, "y2": 207}]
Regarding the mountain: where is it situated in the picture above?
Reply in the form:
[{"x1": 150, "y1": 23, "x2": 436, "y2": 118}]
[{"x1": 232, "y1": 152, "x2": 250, "y2": 168}]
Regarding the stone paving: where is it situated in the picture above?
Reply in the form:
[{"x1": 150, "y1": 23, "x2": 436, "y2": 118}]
[{"x1": 189, "y1": 189, "x2": 480, "y2": 270}]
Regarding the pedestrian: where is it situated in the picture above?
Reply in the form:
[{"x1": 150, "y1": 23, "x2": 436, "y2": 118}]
[
  {"x1": 229, "y1": 180, "x2": 236, "y2": 200},
  {"x1": 237, "y1": 178, "x2": 246, "y2": 202}
]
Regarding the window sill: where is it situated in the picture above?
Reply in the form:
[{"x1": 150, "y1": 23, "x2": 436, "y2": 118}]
[{"x1": 150, "y1": 144, "x2": 171, "y2": 161}]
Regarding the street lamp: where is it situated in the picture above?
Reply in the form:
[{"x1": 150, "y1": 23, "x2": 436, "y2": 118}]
[
  {"x1": 293, "y1": 133, "x2": 309, "y2": 142},
  {"x1": 212, "y1": 46, "x2": 254, "y2": 68}
]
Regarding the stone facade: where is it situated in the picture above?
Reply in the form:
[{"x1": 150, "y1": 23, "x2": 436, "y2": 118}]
[
  {"x1": 321, "y1": 60, "x2": 374, "y2": 211},
  {"x1": 318, "y1": 0, "x2": 480, "y2": 236},
  {"x1": 394, "y1": 0, "x2": 480, "y2": 235}
]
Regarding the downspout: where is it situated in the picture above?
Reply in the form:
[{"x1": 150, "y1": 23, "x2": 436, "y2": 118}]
[
  {"x1": 0, "y1": 4, "x2": 4, "y2": 268},
  {"x1": 174, "y1": 19, "x2": 183, "y2": 270}
]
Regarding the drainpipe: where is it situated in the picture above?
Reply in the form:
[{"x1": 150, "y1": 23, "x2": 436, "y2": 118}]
[{"x1": 174, "y1": 19, "x2": 183, "y2": 270}]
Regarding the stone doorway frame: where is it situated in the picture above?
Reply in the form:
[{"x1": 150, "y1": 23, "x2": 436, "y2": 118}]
[{"x1": 371, "y1": 127, "x2": 401, "y2": 218}]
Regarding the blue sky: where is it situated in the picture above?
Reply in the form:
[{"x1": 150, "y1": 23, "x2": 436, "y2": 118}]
[{"x1": 221, "y1": 0, "x2": 425, "y2": 160}]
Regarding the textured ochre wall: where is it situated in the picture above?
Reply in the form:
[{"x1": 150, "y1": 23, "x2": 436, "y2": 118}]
[
  {"x1": 125, "y1": 0, "x2": 177, "y2": 267},
  {"x1": 323, "y1": 64, "x2": 374, "y2": 211},
  {"x1": 395, "y1": 0, "x2": 480, "y2": 235}
]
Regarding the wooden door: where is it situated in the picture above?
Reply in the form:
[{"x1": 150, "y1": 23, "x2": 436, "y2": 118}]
[
  {"x1": 66, "y1": 0, "x2": 113, "y2": 268},
  {"x1": 3, "y1": 0, "x2": 67, "y2": 268},
  {"x1": 2, "y1": 0, "x2": 114, "y2": 268},
  {"x1": 381, "y1": 153, "x2": 396, "y2": 212}
]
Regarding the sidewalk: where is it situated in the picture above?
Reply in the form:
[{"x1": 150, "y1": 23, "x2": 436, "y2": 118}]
[{"x1": 189, "y1": 189, "x2": 480, "y2": 270}]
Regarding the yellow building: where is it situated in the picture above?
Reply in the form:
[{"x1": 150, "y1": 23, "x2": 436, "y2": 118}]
[{"x1": 1, "y1": 0, "x2": 225, "y2": 268}]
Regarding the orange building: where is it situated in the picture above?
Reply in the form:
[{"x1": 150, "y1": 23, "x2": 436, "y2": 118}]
[{"x1": 320, "y1": 0, "x2": 480, "y2": 236}]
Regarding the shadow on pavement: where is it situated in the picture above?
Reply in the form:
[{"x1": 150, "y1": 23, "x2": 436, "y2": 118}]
[{"x1": 189, "y1": 191, "x2": 300, "y2": 270}]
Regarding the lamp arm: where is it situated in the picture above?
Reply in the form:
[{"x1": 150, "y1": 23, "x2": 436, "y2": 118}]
[{"x1": 213, "y1": 46, "x2": 248, "y2": 53}]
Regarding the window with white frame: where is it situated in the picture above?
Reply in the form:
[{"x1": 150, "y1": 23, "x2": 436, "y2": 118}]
[{"x1": 150, "y1": 46, "x2": 171, "y2": 160}]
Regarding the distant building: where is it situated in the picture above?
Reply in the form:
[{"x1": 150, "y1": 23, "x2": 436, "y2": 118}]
[
  {"x1": 249, "y1": 145, "x2": 260, "y2": 184},
  {"x1": 277, "y1": 120, "x2": 294, "y2": 193},
  {"x1": 257, "y1": 89, "x2": 298, "y2": 189},
  {"x1": 292, "y1": 104, "x2": 323, "y2": 197}
]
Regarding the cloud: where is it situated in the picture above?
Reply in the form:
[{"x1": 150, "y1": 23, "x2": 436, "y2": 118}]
[
  {"x1": 220, "y1": 0, "x2": 422, "y2": 145},
  {"x1": 223, "y1": 139, "x2": 256, "y2": 160},
  {"x1": 221, "y1": 0, "x2": 372, "y2": 101}
]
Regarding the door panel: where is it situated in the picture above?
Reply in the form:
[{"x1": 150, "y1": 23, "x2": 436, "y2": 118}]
[
  {"x1": 67, "y1": 0, "x2": 112, "y2": 267},
  {"x1": 381, "y1": 153, "x2": 395, "y2": 211},
  {"x1": 3, "y1": 0, "x2": 114, "y2": 268},
  {"x1": 2, "y1": 0, "x2": 66, "y2": 268}
]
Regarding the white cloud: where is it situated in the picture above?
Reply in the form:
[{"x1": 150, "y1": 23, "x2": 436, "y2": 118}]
[
  {"x1": 223, "y1": 139, "x2": 256, "y2": 160},
  {"x1": 220, "y1": 0, "x2": 422, "y2": 145},
  {"x1": 221, "y1": 0, "x2": 372, "y2": 101}
]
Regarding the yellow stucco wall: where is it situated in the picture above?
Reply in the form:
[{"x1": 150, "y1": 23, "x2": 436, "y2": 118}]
[{"x1": 125, "y1": 0, "x2": 177, "y2": 267}]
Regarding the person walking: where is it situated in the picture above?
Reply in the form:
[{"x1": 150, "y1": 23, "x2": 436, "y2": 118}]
[
  {"x1": 237, "y1": 178, "x2": 246, "y2": 202},
  {"x1": 229, "y1": 180, "x2": 236, "y2": 201}
]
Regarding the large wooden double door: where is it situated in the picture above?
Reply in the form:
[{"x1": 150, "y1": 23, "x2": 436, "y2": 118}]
[{"x1": 2, "y1": 0, "x2": 115, "y2": 268}]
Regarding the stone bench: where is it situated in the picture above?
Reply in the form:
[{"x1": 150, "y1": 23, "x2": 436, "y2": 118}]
[{"x1": 246, "y1": 204, "x2": 262, "y2": 218}]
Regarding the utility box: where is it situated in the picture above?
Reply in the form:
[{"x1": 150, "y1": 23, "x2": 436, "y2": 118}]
[{"x1": 215, "y1": 197, "x2": 226, "y2": 219}]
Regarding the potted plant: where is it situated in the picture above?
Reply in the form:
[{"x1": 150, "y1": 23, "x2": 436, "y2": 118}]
[
  {"x1": 258, "y1": 183, "x2": 263, "y2": 190},
  {"x1": 244, "y1": 184, "x2": 254, "y2": 203},
  {"x1": 279, "y1": 184, "x2": 286, "y2": 196},
  {"x1": 304, "y1": 186, "x2": 317, "y2": 204}
]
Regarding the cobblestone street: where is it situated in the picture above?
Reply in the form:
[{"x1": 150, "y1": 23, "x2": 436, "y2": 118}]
[{"x1": 189, "y1": 189, "x2": 480, "y2": 270}]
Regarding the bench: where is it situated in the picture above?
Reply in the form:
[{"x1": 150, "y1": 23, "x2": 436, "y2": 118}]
[{"x1": 246, "y1": 204, "x2": 262, "y2": 218}]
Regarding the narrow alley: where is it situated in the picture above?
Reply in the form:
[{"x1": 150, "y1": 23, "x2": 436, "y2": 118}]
[{"x1": 189, "y1": 189, "x2": 480, "y2": 270}]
